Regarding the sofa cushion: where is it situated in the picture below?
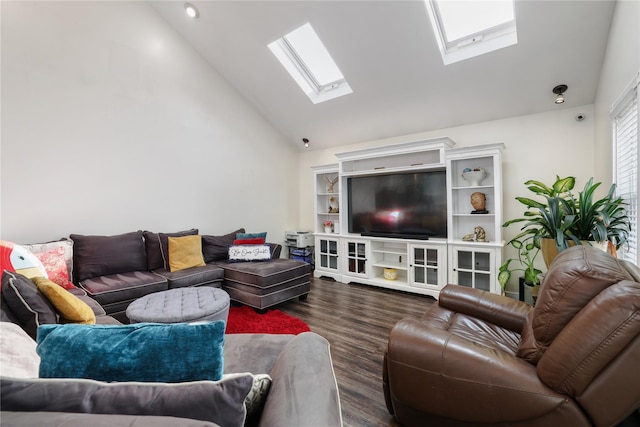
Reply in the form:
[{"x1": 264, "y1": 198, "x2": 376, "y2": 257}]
[
  {"x1": 37, "y1": 322, "x2": 226, "y2": 382},
  {"x1": 78, "y1": 271, "x2": 168, "y2": 306},
  {"x1": 33, "y1": 246, "x2": 74, "y2": 289},
  {"x1": 222, "y1": 259, "x2": 311, "y2": 288},
  {"x1": 65, "y1": 287, "x2": 120, "y2": 325},
  {"x1": 153, "y1": 264, "x2": 225, "y2": 289},
  {"x1": 1, "y1": 271, "x2": 57, "y2": 339},
  {"x1": 202, "y1": 228, "x2": 245, "y2": 263},
  {"x1": 71, "y1": 231, "x2": 147, "y2": 282},
  {"x1": 32, "y1": 277, "x2": 96, "y2": 324},
  {"x1": 168, "y1": 235, "x2": 206, "y2": 272},
  {"x1": 220, "y1": 259, "x2": 311, "y2": 309},
  {"x1": 0, "y1": 321, "x2": 40, "y2": 378},
  {"x1": 1, "y1": 374, "x2": 254, "y2": 427},
  {"x1": 68, "y1": 287, "x2": 107, "y2": 316}
]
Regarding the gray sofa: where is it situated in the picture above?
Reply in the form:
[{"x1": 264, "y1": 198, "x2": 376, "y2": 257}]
[
  {"x1": 68, "y1": 228, "x2": 310, "y2": 322},
  {"x1": 0, "y1": 273, "x2": 342, "y2": 426}
]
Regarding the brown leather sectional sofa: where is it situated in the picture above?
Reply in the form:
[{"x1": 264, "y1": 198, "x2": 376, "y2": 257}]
[{"x1": 384, "y1": 245, "x2": 640, "y2": 426}]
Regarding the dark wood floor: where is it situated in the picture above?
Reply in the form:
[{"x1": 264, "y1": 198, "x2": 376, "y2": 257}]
[
  {"x1": 277, "y1": 277, "x2": 640, "y2": 427},
  {"x1": 277, "y1": 276, "x2": 436, "y2": 427}
]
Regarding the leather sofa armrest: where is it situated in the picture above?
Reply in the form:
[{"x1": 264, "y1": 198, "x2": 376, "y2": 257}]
[
  {"x1": 259, "y1": 332, "x2": 342, "y2": 427},
  {"x1": 386, "y1": 318, "x2": 582, "y2": 424},
  {"x1": 437, "y1": 284, "x2": 532, "y2": 332}
]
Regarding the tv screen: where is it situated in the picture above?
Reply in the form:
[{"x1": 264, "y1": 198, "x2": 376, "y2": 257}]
[{"x1": 347, "y1": 171, "x2": 447, "y2": 239}]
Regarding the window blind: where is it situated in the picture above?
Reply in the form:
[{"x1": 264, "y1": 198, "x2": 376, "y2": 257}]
[{"x1": 612, "y1": 75, "x2": 639, "y2": 264}]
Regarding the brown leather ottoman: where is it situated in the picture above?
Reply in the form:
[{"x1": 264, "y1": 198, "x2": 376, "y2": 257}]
[{"x1": 220, "y1": 259, "x2": 311, "y2": 311}]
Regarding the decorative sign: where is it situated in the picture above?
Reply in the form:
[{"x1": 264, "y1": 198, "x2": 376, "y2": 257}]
[{"x1": 228, "y1": 244, "x2": 272, "y2": 262}]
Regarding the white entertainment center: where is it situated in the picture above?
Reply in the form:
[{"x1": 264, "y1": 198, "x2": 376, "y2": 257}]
[{"x1": 312, "y1": 138, "x2": 505, "y2": 298}]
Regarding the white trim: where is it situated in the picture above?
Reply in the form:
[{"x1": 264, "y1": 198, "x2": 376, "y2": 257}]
[{"x1": 610, "y1": 71, "x2": 640, "y2": 116}]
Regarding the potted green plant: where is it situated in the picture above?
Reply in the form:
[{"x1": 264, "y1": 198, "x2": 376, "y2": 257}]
[
  {"x1": 498, "y1": 236, "x2": 542, "y2": 298},
  {"x1": 568, "y1": 177, "x2": 630, "y2": 250},
  {"x1": 503, "y1": 176, "x2": 630, "y2": 267}
]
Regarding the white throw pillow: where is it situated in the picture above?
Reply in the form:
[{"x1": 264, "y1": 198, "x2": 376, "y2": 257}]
[{"x1": 0, "y1": 322, "x2": 40, "y2": 378}]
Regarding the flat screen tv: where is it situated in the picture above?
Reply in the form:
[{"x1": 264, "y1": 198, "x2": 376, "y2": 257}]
[{"x1": 347, "y1": 170, "x2": 447, "y2": 239}]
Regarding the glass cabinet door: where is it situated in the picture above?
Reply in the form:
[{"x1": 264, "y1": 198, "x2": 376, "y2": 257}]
[
  {"x1": 410, "y1": 245, "x2": 445, "y2": 289},
  {"x1": 450, "y1": 246, "x2": 495, "y2": 291},
  {"x1": 318, "y1": 238, "x2": 339, "y2": 271},
  {"x1": 345, "y1": 240, "x2": 368, "y2": 276}
]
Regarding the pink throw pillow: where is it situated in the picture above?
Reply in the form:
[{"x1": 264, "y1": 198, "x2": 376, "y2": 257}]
[{"x1": 35, "y1": 246, "x2": 74, "y2": 290}]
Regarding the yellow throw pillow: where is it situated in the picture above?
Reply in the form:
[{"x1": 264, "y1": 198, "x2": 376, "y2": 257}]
[
  {"x1": 32, "y1": 277, "x2": 96, "y2": 324},
  {"x1": 168, "y1": 235, "x2": 206, "y2": 272}
]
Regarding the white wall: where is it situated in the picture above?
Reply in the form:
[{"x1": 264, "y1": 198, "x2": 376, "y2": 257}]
[
  {"x1": 299, "y1": 104, "x2": 596, "y2": 292},
  {"x1": 594, "y1": 0, "x2": 639, "y2": 183},
  {"x1": 1, "y1": 2, "x2": 300, "y2": 243}
]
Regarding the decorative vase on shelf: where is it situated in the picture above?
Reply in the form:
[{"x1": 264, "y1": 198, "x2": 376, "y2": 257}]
[
  {"x1": 383, "y1": 268, "x2": 398, "y2": 281},
  {"x1": 324, "y1": 226, "x2": 333, "y2": 233},
  {"x1": 462, "y1": 167, "x2": 487, "y2": 186}
]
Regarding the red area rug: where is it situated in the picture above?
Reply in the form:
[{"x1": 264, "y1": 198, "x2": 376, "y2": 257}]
[{"x1": 226, "y1": 305, "x2": 311, "y2": 335}]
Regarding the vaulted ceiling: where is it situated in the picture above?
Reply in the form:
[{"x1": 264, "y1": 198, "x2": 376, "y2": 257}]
[{"x1": 150, "y1": 1, "x2": 616, "y2": 150}]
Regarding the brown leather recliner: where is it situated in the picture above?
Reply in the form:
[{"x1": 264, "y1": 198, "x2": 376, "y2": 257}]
[{"x1": 383, "y1": 245, "x2": 640, "y2": 426}]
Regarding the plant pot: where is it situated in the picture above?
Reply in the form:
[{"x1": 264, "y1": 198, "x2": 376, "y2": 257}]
[
  {"x1": 540, "y1": 238, "x2": 610, "y2": 268},
  {"x1": 324, "y1": 226, "x2": 332, "y2": 233},
  {"x1": 522, "y1": 281, "x2": 540, "y2": 306}
]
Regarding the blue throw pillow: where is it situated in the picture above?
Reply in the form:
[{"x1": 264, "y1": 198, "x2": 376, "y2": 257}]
[
  {"x1": 236, "y1": 232, "x2": 267, "y2": 241},
  {"x1": 37, "y1": 321, "x2": 225, "y2": 383}
]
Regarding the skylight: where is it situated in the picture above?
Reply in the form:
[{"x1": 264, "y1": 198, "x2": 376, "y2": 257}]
[
  {"x1": 269, "y1": 23, "x2": 352, "y2": 104},
  {"x1": 425, "y1": 0, "x2": 517, "y2": 65}
]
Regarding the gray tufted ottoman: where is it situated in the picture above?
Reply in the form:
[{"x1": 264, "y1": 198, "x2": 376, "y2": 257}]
[{"x1": 126, "y1": 287, "x2": 230, "y2": 326}]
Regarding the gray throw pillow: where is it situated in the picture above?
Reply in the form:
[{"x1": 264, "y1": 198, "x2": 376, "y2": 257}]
[
  {"x1": 0, "y1": 374, "x2": 253, "y2": 427},
  {"x1": 202, "y1": 228, "x2": 245, "y2": 263},
  {"x1": 1, "y1": 271, "x2": 57, "y2": 339},
  {"x1": 71, "y1": 231, "x2": 147, "y2": 281}
]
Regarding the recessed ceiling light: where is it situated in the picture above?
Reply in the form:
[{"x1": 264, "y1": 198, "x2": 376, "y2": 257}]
[
  {"x1": 553, "y1": 84, "x2": 568, "y2": 104},
  {"x1": 184, "y1": 3, "x2": 199, "y2": 19}
]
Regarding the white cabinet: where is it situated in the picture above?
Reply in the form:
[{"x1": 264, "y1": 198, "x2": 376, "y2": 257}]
[
  {"x1": 315, "y1": 236, "x2": 341, "y2": 281},
  {"x1": 409, "y1": 243, "x2": 447, "y2": 292},
  {"x1": 312, "y1": 164, "x2": 340, "y2": 234},
  {"x1": 311, "y1": 139, "x2": 505, "y2": 298},
  {"x1": 312, "y1": 164, "x2": 342, "y2": 281},
  {"x1": 337, "y1": 138, "x2": 454, "y2": 176},
  {"x1": 448, "y1": 244, "x2": 501, "y2": 294},
  {"x1": 343, "y1": 238, "x2": 369, "y2": 281},
  {"x1": 351, "y1": 237, "x2": 447, "y2": 298},
  {"x1": 446, "y1": 144, "x2": 504, "y2": 293},
  {"x1": 446, "y1": 144, "x2": 504, "y2": 243}
]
